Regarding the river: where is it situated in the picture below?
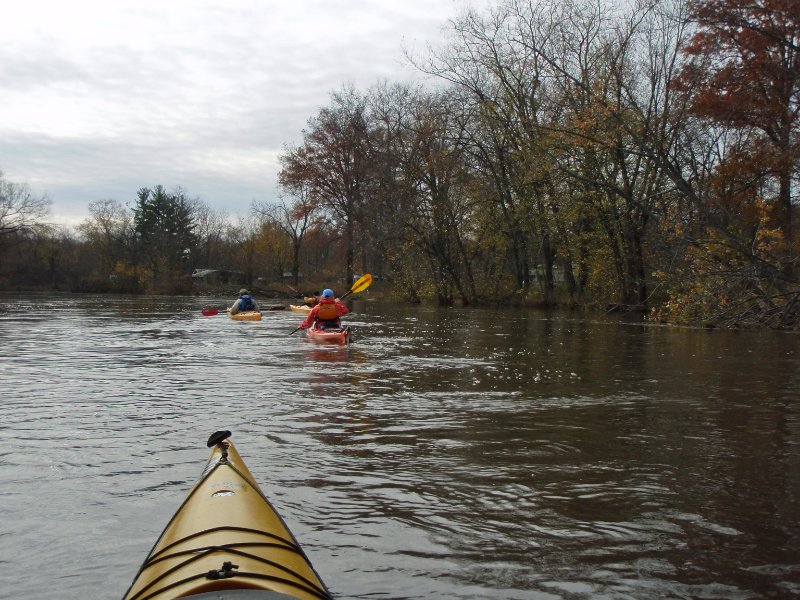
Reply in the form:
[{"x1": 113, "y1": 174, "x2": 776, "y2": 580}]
[{"x1": 0, "y1": 292, "x2": 798, "y2": 599}]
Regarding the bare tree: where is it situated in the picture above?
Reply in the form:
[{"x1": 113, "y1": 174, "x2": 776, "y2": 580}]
[
  {"x1": 252, "y1": 190, "x2": 318, "y2": 285},
  {"x1": 78, "y1": 199, "x2": 135, "y2": 274},
  {"x1": 191, "y1": 200, "x2": 228, "y2": 269},
  {"x1": 278, "y1": 86, "x2": 377, "y2": 285},
  {"x1": 0, "y1": 171, "x2": 51, "y2": 238},
  {"x1": 375, "y1": 86, "x2": 479, "y2": 304},
  {"x1": 409, "y1": 2, "x2": 564, "y2": 300}
]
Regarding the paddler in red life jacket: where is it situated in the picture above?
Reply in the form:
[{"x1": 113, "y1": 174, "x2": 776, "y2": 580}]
[{"x1": 299, "y1": 288, "x2": 349, "y2": 331}]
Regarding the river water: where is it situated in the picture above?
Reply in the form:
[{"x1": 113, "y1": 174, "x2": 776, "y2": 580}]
[{"x1": 0, "y1": 292, "x2": 798, "y2": 599}]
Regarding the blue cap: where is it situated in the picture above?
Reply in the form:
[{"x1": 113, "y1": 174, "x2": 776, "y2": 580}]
[{"x1": 322, "y1": 288, "x2": 334, "y2": 298}]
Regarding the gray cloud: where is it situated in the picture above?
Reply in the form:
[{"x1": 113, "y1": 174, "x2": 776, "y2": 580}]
[{"x1": 0, "y1": 0, "x2": 486, "y2": 227}]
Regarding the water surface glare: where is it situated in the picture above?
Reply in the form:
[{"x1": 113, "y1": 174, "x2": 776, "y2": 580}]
[{"x1": 1, "y1": 293, "x2": 798, "y2": 599}]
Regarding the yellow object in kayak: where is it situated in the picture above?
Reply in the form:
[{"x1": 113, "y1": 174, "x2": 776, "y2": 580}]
[
  {"x1": 122, "y1": 431, "x2": 332, "y2": 600},
  {"x1": 226, "y1": 309, "x2": 262, "y2": 321}
]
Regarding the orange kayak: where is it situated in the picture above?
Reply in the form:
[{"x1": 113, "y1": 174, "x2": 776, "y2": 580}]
[
  {"x1": 306, "y1": 324, "x2": 351, "y2": 344},
  {"x1": 122, "y1": 431, "x2": 332, "y2": 600}
]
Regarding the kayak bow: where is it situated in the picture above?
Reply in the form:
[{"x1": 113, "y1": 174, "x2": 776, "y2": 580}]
[{"x1": 122, "y1": 431, "x2": 332, "y2": 600}]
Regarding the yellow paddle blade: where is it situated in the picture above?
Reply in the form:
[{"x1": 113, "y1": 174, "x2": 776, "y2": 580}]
[{"x1": 350, "y1": 273, "x2": 373, "y2": 294}]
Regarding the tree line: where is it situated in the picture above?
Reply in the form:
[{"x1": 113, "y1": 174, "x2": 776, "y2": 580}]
[
  {"x1": 1, "y1": 0, "x2": 798, "y2": 328},
  {"x1": 0, "y1": 180, "x2": 349, "y2": 295}
]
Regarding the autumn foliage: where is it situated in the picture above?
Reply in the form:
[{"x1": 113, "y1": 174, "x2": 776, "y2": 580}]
[
  {"x1": 678, "y1": 0, "x2": 799, "y2": 235},
  {"x1": 657, "y1": 0, "x2": 800, "y2": 327}
]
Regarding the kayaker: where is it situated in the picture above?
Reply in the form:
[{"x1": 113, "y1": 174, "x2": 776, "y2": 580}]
[
  {"x1": 298, "y1": 288, "x2": 349, "y2": 330},
  {"x1": 286, "y1": 283, "x2": 318, "y2": 302},
  {"x1": 230, "y1": 288, "x2": 259, "y2": 315},
  {"x1": 304, "y1": 291, "x2": 320, "y2": 306}
]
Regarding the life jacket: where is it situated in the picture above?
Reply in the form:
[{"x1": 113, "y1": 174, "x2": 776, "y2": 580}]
[
  {"x1": 239, "y1": 294, "x2": 255, "y2": 311},
  {"x1": 315, "y1": 298, "x2": 339, "y2": 321}
]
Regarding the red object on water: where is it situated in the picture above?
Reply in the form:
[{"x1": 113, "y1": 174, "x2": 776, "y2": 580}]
[
  {"x1": 202, "y1": 308, "x2": 219, "y2": 316},
  {"x1": 306, "y1": 324, "x2": 351, "y2": 344}
]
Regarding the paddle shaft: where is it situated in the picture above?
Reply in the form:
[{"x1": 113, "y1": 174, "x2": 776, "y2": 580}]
[{"x1": 285, "y1": 283, "x2": 304, "y2": 298}]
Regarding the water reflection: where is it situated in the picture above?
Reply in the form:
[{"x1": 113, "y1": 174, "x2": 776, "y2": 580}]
[{"x1": 304, "y1": 344, "x2": 352, "y2": 364}]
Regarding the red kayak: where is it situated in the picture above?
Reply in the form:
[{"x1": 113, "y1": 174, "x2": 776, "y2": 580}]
[{"x1": 306, "y1": 323, "x2": 351, "y2": 344}]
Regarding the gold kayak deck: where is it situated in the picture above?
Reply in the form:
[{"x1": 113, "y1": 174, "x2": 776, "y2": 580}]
[
  {"x1": 122, "y1": 433, "x2": 331, "y2": 600},
  {"x1": 289, "y1": 305, "x2": 312, "y2": 314},
  {"x1": 227, "y1": 310, "x2": 262, "y2": 321}
]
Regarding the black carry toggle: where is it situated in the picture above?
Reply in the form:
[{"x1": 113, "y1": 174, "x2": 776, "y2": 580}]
[
  {"x1": 206, "y1": 561, "x2": 239, "y2": 580},
  {"x1": 207, "y1": 430, "x2": 232, "y2": 447}
]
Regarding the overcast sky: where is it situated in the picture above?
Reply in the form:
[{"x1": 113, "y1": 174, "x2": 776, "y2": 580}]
[{"x1": 0, "y1": 0, "x2": 490, "y2": 227}]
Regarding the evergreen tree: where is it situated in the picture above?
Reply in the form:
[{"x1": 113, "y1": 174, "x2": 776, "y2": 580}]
[{"x1": 133, "y1": 185, "x2": 198, "y2": 290}]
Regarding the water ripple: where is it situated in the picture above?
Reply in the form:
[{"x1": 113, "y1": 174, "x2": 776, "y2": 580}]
[{"x1": 1, "y1": 294, "x2": 798, "y2": 599}]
